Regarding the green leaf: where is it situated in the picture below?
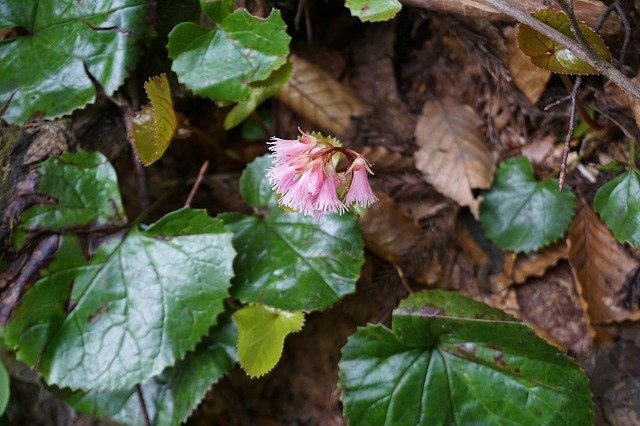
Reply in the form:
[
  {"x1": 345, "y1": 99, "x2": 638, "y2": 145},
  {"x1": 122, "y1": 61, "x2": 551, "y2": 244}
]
[
  {"x1": 517, "y1": 9, "x2": 612, "y2": 75},
  {"x1": 12, "y1": 151, "x2": 126, "y2": 249},
  {"x1": 199, "y1": 0, "x2": 235, "y2": 22},
  {"x1": 0, "y1": 361, "x2": 8, "y2": 416},
  {"x1": 345, "y1": 0, "x2": 402, "y2": 22},
  {"x1": 220, "y1": 156, "x2": 364, "y2": 312},
  {"x1": 339, "y1": 290, "x2": 593, "y2": 426},
  {"x1": 224, "y1": 62, "x2": 292, "y2": 129},
  {"x1": 131, "y1": 74, "x2": 179, "y2": 166},
  {"x1": 3, "y1": 152, "x2": 236, "y2": 390},
  {"x1": 0, "y1": 0, "x2": 151, "y2": 124},
  {"x1": 64, "y1": 315, "x2": 238, "y2": 425},
  {"x1": 480, "y1": 156, "x2": 576, "y2": 253},
  {"x1": 593, "y1": 168, "x2": 640, "y2": 247},
  {"x1": 168, "y1": 9, "x2": 290, "y2": 104},
  {"x1": 233, "y1": 304, "x2": 304, "y2": 378}
]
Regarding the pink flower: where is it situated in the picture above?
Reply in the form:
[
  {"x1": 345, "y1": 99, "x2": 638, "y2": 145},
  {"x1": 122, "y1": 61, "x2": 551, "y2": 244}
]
[
  {"x1": 344, "y1": 157, "x2": 378, "y2": 208},
  {"x1": 313, "y1": 168, "x2": 346, "y2": 215},
  {"x1": 267, "y1": 129, "x2": 377, "y2": 217}
]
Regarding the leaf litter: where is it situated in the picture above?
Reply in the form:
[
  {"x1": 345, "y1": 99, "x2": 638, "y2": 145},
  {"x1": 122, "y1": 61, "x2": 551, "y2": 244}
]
[{"x1": 3, "y1": 1, "x2": 640, "y2": 424}]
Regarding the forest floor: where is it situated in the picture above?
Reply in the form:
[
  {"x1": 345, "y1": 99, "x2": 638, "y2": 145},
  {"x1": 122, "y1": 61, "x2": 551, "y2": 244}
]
[{"x1": 3, "y1": 0, "x2": 640, "y2": 425}]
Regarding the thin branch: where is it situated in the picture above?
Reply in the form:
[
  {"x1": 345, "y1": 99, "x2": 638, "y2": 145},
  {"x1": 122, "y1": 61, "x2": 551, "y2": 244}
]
[
  {"x1": 463, "y1": 0, "x2": 640, "y2": 100},
  {"x1": 558, "y1": 75, "x2": 581, "y2": 190},
  {"x1": 185, "y1": 160, "x2": 210, "y2": 207}
]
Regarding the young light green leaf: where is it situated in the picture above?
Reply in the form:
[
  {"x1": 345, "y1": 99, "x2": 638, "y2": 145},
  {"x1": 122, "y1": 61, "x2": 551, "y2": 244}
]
[
  {"x1": 480, "y1": 156, "x2": 576, "y2": 253},
  {"x1": 0, "y1": 0, "x2": 151, "y2": 124},
  {"x1": 3, "y1": 152, "x2": 236, "y2": 391},
  {"x1": 233, "y1": 304, "x2": 304, "y2": 378},
  {"x1": 517, "y1": 9, "x2": 611, "y2": 75},
  {"x1": 0, "y1": 361, "x2": 8, "y2": 416},
  {"x1": 345, "y1": 0, "x2": 402, "y2": 22},
  {"x1": 131, "y1": 74, "x2": 179, "y2": 166},
  {"x1": 339, "y1": 290, "x2": 593, "y2": 426},
  {"x1": 168, "y1": 9, "x2": 290, "y2": 103},
  {"x1": 64, "y1": 315, "x2": 238, "y2": 426},
  {"x1": 593, "y1": 168, "x2": 640, "y2": 247},
  {"x1": 220, "y1": 156, "x2": 364, "y2": 312},
  {"x1": 224, "y1": 62, "x2": 292, "y2": 129}
]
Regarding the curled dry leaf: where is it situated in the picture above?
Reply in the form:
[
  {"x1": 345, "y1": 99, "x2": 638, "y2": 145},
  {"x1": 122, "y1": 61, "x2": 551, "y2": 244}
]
[
  {"x1": 511, "y1": 241, "x2": 568, "y2": 284},
  {"x1": 275, "y1": 54, "x2": 367, "y2": 135},
  {"x1": 567, "y1": 204, "x2": 640, "y2": 324},
  {"x1": 504, "y1": 26, "x2": 550, "y2": 104},
  {"x1": 414, "y1": 99, "x2": 495, "y2": 217}
]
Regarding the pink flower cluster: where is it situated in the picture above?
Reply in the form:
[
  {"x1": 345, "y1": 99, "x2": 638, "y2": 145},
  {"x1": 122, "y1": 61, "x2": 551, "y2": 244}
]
[{"x1": 267, "y1": 129, "x2": 378, "y2": 217}]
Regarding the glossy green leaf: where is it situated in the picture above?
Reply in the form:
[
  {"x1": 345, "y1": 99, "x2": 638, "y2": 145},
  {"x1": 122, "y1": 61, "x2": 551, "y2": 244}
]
[
  {"x1": 0, "y1": 0, "x2": 151, "y2": 124},
  {"x1": 12, "y1": 151, "x2": 126, "y2": 249},
  {"x1": 0, "y1": 361, "x2": 8, "y2": 416},
  {"x1": 480, "y1": 156, "x2": 576, "y2": 253},
  {"x1": 220, "y1": 156, "x2": 364, "y2": 312},
  {"x1": 132, "y1": 74, "x2": 178, "y2": 166},
  {"x1": 345, "y1": 0, "x2": 402, "y2": 22},
  {"x1": 517, "y1": 9, "x2": 611, "y2": 75},
  {"x1": 233, "y1": 304, "x2": 304, "y2": 378},
  {"x1": 168, "y1": 9, "x2": 290, "y2": 103},
  {"x1": 224, "y1": 62, "x2": 292, "y2": 129},
  {"x1": 339, "y1": 290, "x2": 593, "y2": 426},
  {"x1": 593, "y1": 168, "x2": 640, "y2": 247},
  {"x1": 64, "y1": 315, "x2": 238, "y2": 425},
  {"x1": 3, "y1": 152, "x2": 236, "y2": 390}
]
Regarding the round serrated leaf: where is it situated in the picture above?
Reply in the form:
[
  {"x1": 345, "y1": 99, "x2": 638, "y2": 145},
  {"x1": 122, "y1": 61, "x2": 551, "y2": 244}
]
[
  {"x1": 480, "y1": 156, "x2": 576, "y2": 253},
  {"x1": 593, "y1": 169, "x2": 640, "y2": 247},
  {"x1": 0, "y1": 0, "x2": 151, "y2": 124},
  {"x1": 12, "y1": 150, "x2": 127, "y2": 250},
  {"x1": 220, "y1": 156, "x2": 364, "y2": 311},
  {"x1": 4, "y1": 205, "x2": 236, "y2": 390},
  {"x1": 167, "y1": 9, "x2": 290, "y2": 103},
  {"x1": 517, "y1": 9, "x2": 611, "y2": 75},
  {"x1": 339, "y1": 290, "x2": 593, "y2": 426},
  {"x1": 345, "y1": 0, "x2": 402, "y2": 22},
  {"x1": 233, "y1": 304, "x2": 304, "y2": 378},
  {"x1": 64, "y1": 314, "x2": 238, "y2": 425}
]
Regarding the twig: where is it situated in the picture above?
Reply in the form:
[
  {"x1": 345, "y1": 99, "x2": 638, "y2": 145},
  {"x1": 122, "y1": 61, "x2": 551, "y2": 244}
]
[
  {"x1": 185, "y1": 160, "x2": 210, "y2": 207},
  {"x1": 558, "y1": 75, "x2": 581, "y2": 190},
  {"x1": 472, "y1": 0, "x2": 640, "y2": 100},
  {"x1": 595, "y1": 1, "x2": 630, "y2": 65},
  {"x1": 136, "y1": 384, "x2": 151, "y2": 426},
  {"x1": 558, "y1": 74, "x2": 602, "y2": 131}
]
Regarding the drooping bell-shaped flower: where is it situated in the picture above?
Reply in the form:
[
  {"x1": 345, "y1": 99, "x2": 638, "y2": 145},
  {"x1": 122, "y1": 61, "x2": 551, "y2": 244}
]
[{"x1": 344, "y1": 156, "x2": 378, "y2": 208}]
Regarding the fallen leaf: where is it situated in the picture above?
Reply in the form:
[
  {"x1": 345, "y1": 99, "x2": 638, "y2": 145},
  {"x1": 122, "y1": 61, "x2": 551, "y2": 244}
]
[
  {"x1": 275, "y1": 54, "x2": 367, "y2": 135},
  {"x1": 504, "y1": 26, "x2": 551, "y2": 104},
  {"x1": 414, "y1": 100, "x2": 495, "y2": 217},
  {"x1": 511, "y1": 241, "x2": 568, "y2": 284},
  {"x1": 516, "y1": 262, "x2": 593, "y2": 355},
  {"x1": 567, "y1": 204, "x2": 640, "y2": 324}
]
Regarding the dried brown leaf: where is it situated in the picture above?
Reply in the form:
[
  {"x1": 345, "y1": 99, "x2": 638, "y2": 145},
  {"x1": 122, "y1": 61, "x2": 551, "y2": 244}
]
[
  {"x1": 413, "y1": 100, "x2": 495, "y2": 217},
  {"x1": 358, "y1": 193, "x2": 437, "y2": 283},
  {"x1": 511, "y1": 241, "x2": 568, "y2": 284},
  {"x1": 275, "y1": 55, "x2": 367, "y2": 136},
  {"x1": 504, "y1": 26, "x2": 551, "y2": 104},
  {"x1": 568, "y1": 204, "x2": 640, "y2": 324},
  {"x1": 516, "y1": 262, "x2": 593, "y2": 355}
]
